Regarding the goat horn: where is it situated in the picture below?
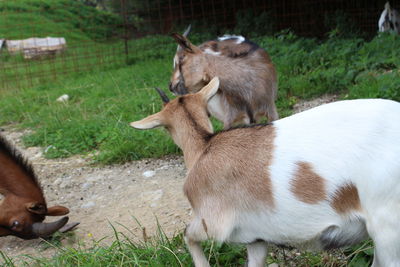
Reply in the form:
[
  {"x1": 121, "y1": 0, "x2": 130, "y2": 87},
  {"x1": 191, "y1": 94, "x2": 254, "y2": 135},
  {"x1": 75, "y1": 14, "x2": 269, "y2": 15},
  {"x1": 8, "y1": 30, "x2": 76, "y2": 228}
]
[
  {"x1": 31, "y1": 216, "x2": 69, "y2": 237},
  {"x1": 183, "y1": 24, "x2": 191, "y2": 37},
  {"x1": 155, "y1": 87, "x2": 170, "y2": 104},
  {"x1": 176, "y1": 24, "x2": 191, "y2": 52}
]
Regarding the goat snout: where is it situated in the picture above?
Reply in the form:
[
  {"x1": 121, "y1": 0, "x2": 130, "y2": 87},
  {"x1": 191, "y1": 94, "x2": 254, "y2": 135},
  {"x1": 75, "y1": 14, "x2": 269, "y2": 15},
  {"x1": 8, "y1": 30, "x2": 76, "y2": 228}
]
[{"x1": 170, "y1": 80, "x2": 189, "y2": 95}]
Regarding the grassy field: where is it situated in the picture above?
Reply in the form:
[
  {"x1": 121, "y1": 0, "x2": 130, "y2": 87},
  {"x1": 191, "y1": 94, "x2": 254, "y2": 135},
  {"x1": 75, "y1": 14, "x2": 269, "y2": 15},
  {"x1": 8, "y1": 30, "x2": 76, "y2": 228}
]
[
  {"x1": 0, "y1": 0, "x2": 125, "y2": 89},
  {"x1": 1, "y1": 32, "x2": 399, "y2": 164}
]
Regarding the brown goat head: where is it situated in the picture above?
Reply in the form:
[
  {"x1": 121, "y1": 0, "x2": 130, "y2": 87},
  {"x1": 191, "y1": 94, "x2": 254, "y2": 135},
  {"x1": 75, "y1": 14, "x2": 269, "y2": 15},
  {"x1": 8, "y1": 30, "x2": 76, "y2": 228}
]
[
  {"x1": 131, "y1": 77, "x2": 219, "y2": 149},
  {"x1": 170, "y1": 33, "x2": 209, "y2": 95},
  {"x1": 0, "y1": 195, "x2": 69, "y2": 239},
  {"x1": 0, "y1": 136, "x2": 70, "y2": 239}
]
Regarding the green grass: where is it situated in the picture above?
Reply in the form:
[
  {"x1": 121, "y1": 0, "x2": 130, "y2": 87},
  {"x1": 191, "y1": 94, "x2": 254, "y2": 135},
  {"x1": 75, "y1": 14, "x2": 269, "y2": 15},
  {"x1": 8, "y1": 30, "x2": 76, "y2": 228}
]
[
  {"x1": 0, "y1": 222, "x2": 373, "y2": 267},
  {"x1": 0, "y1": 0, "x2": 121, "y2": 42},
  {"x1": 0, "y1": 57, "x2": 178, "y2": 163}
]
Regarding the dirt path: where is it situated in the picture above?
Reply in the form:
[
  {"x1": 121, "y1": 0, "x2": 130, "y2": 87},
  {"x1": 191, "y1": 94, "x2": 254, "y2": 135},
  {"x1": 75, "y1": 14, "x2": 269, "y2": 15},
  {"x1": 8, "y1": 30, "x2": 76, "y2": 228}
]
[{"x1": 0, "y1": 95, "x2": 337, "y2": 262}]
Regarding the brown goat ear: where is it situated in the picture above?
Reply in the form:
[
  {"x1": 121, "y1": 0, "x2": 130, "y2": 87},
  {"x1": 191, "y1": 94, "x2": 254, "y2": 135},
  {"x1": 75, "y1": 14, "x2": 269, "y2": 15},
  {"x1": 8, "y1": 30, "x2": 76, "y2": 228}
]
[
  {"x1": 26, "y1": 202, "x2": 47, "y2": 215},
  {"x1": 199, "y1": 77, "x2": 220, "y2": 102},
  {"x1": 130, "y1": 112, "x2": 164, "y2": 130},
  {"x1": 46, "y1": 206, "x2": 69, "y2": 216},
  {"x1": 171, "y1": 33, "x2": 200, "y2": 54},
  {"x1": 0, "y1": 226, "x2": 12, "y2": 236}
]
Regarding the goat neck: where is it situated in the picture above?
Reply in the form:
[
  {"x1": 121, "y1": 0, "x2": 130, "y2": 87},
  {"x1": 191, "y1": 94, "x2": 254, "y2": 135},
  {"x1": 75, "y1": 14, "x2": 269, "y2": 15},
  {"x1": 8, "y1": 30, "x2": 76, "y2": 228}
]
[{"x1": 172, "y1": 97, "x2": 213, "y2": 170}]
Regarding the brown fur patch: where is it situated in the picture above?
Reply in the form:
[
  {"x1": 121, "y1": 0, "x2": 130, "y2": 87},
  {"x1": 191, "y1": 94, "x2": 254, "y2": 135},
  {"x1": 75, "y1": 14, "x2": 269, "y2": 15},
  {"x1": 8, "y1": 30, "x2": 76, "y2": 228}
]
[
  {"x1": 0, "y1": 135, "x2": 40, "y2": 190},
  {"x1": 331, "y1": 183, "x2": 361, "y2": 214},
  {"x1": 290, "y1": 162, "x2": 326, "y2": 204},
  {"x1": 184, "y1": 125, "x2": 276, "y2": 209},
  {"x1": 178, "y1": 97, "x2": 213, "y2": 141},
  {"x1": 0, "y1": 141, "x2": 43, "y2": 199}
]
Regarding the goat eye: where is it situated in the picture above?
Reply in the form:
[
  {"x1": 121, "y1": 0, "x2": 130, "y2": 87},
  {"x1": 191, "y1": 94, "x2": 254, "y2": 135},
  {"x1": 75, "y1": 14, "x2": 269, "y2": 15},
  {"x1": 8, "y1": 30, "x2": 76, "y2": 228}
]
[{"x1": 11, "y1": 220, "x2": 20, "y2": 229}]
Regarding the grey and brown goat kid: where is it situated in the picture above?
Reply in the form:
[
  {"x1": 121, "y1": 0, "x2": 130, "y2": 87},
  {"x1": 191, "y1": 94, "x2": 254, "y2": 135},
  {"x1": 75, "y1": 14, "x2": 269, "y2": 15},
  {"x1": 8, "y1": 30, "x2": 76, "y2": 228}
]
[
  {"x1": 131, "y1": 78, "x2": 400, "y2": 267},
  {"x1": 169, "y1": 27, "x2": 278, "y2": 128}
]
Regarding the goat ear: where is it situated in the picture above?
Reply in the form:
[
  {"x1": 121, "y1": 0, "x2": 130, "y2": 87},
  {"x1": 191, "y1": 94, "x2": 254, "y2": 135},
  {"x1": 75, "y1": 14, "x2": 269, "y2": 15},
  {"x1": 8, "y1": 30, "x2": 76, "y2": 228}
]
[
  {"x1": 199, "y1": 77, "x2": 220, "y2": 101},
  {"x1": 171, "y1": 33, "x2": 200, "y2": 54},
  {"x1": 46, "y1": 205, "x2": 69, "y2": 216},
  {"x1": 130, "y1": 113, "x2": 164, "y2": 130},
  {"x1": 0, "y1": 226, "x2": 12, "y2": 236},
  {"x1": 26, "y1": 202, "x2": 47, "y2": 215}
]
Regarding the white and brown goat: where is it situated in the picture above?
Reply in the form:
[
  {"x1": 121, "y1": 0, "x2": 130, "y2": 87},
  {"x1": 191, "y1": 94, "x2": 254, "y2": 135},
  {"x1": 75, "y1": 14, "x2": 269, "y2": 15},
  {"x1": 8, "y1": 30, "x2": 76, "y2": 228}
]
[
  {"x1": 169, "y1": 28, "x2": 278, "y2": 128},
  {"x1": 131, "y1": 78, "x2": 400, "y2": 267}
]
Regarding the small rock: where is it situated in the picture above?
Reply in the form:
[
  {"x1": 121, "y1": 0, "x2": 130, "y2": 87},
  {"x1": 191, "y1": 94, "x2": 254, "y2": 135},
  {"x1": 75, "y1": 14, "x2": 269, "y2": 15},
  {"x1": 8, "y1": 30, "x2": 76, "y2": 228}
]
[
  {"x1": 87, "y1": 176, "x2": 100, "y2": 182},
  {"x1": 56, "y1": 94, "x2": 69, "y2": 102},
  {"x1": 268, "y1": 264, "x2": 279, "y2": 267},
  {"x1": 81, "y1": 201, "x2": 96, "y2": 209},
  {"x1": 143, "y1": 170, "x2": 156, "y2": 178},
  {"x1": 82, "y1": 182, "x2": 91, "y2": 190},
  {"x1": 54, "y1": 178, "x2": 62, "y2": 185},
  {"x1": 152, "y1": 189, "x2": 163, "y2": 201}
]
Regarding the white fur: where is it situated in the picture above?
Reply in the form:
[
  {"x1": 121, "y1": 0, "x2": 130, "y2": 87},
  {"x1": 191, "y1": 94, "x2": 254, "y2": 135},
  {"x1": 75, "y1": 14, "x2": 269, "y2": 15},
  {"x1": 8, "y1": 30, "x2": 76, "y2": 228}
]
[
  {"x1": 218, "y1": 35, "x2": 245, "y2": 44},
  {"x1": 173, "y1": 54, "x2": 178, "y2": 69},
  {"x1": 207, "y1": 94, "x2": 226, "y2": 122},
  {"x1": 247, "y1": 242, "x2": 268, "y2": 267},
  {"x1": 185, "y1": 99, "x2": 400, "y2": 267},
  {"x1": 204, "y1": 48, "x2": 221, "y2": 55},
  {"x1": 379, "y1": 8, "x2": 389, "y2": 32}
]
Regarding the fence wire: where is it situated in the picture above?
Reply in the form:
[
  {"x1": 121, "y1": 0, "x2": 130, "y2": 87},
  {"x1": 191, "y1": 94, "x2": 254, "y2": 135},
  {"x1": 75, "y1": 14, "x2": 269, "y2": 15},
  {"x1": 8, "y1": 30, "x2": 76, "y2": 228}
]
[{"x1": 0, "y1": 0, "x2": 392, "y2": 90}]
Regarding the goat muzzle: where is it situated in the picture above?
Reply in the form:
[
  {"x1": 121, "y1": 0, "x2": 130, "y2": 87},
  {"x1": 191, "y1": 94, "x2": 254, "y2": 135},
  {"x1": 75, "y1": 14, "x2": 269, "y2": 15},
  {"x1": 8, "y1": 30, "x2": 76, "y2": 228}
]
[
  {"x1": 31, "y1": 216, "x2": 69, "y2": 238},
  {"x1": 170, "y1": 81, "x2": 189, "y2": 95}
]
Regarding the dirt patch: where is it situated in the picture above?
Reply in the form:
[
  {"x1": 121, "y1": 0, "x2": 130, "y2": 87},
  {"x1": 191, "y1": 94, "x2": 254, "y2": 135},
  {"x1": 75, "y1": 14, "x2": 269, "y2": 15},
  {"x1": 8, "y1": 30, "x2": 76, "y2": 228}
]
[{"x1": 0, "y1": 95, "x2": 337, "y2": 262}]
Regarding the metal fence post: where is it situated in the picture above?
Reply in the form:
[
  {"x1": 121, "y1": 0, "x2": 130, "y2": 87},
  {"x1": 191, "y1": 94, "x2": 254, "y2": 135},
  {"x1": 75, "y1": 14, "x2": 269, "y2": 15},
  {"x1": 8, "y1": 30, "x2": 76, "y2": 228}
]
[{"x1": 120, "y1": 0, "x2": 129, "y2": 64}]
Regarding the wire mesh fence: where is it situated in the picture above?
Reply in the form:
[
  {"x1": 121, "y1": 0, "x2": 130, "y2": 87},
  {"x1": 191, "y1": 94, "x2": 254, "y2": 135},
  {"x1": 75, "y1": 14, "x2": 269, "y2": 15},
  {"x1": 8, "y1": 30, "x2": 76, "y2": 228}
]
[{"x1": 0, "y1": 0, "x2": 393, "y2": 90}]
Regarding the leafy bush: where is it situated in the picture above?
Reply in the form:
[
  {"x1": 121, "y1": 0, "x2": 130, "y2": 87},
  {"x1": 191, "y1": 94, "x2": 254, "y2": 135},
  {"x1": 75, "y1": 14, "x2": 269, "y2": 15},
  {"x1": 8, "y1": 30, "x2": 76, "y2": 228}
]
[
  {"x1": 324, "y1": 10, "x2": 365, "y2": 38},
  {"x1": 347, "y1": 71, "x2": 400, "y2": 101}
]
